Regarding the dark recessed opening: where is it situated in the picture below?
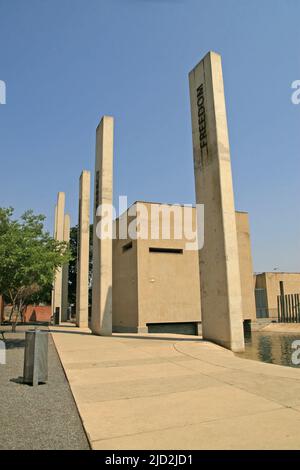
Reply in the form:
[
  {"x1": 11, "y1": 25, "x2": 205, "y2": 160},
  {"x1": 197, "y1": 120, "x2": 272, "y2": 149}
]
[
  {"x1": 122, "y1": 241, "x2": 133, "y2": 253},
  {"x1": 147, "y1": 322, "x2": 198, "y2": 335},
  {"x1": 149, "y1": 247, "x2": 183, "y2": 254}
]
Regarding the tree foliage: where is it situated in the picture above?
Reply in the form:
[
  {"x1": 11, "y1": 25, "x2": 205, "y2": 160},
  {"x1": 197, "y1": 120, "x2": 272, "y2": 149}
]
[{"x1": 0, "y1": 207, "x2": 71, "y2": 322}]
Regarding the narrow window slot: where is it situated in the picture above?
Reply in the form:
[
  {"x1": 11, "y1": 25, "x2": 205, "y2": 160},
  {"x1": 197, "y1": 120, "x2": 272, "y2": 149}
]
[
  {"x1": 122, "y1": 241, "x2": 133, "y2": 253},
  {"x1": 149, "y1": 247, "x2": 183, "y2": 254}
]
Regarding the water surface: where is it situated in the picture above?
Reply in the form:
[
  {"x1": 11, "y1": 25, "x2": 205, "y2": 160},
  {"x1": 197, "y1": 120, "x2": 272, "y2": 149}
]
[{"x1": 237, "y1": 331, "x2": 300, "y2": 368}]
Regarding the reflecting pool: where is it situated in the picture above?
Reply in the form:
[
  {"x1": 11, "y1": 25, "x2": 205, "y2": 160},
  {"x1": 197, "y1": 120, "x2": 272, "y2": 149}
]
[{"x1": 236, "y1": 331, "x2": 300, "y2": 368}]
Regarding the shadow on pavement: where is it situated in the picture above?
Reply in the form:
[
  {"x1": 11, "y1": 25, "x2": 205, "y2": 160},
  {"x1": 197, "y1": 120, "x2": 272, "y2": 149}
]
[
  {"x1": 112, "y1": 334, "x2": 203, "y2": 342},
  {"x1": 5, "y1": 338, "x2": 26, "y2": 349},
  {"x1": 48, "y1": 329, "x2": 91, "y2": 336}
]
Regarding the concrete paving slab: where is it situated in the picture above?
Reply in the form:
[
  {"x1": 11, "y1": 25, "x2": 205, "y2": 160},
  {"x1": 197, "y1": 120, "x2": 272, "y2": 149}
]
[
  {"x1": 70, "y1": 373, "x2": 221, "y2": 403},
  {"x1": 214, "y1": 369, "x2": 300, "y2": 408},
  {"x1": 93, "y1": 408, "x2": 300, "y2": 450},
  {"x1": 65, "y1": 361, "x2": 201, "y2": 386},
  {"x1": 51, "y1": 326, "x2": 300, "y2": 450},
  {"x1": 78, "y1": 385, "x2": 281, "y2": 443}
]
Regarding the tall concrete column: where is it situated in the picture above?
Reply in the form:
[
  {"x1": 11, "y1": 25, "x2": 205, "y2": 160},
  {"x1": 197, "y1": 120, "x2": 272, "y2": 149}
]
[
  {"x1": 189, "y1": 51, "x2": 245, "y2": 352},
  {"x1": 61, "y1": 213, "x2": 70, "y2": 322},
  {"x1": 76, "y1": 170, "x2": 91, "y2": 328},
  {"x1": 53, "y1": 192, "x2": 65, "y2": 323},
  {"x1": 51, "y1": 204, "x2": 58, "y2": 315},
  {"x1": 91, "y1": 116, "x2": 114, "y2": 336}
]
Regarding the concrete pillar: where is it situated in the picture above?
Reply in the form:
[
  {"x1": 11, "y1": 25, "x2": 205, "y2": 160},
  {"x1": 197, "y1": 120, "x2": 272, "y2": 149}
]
[
  {"x1": 53, "y1": 192, "x2": 65, "y2": 323},
  {"x1": 51, "y1": 204, "x2": 58, "y2": 315},
  {"x1": 189, "y1": 51, "x2": 245, "y2": 352},
  {"x1": 76, "y1": 171, "x2": 91, "y2": 328},
  {"x1": 91, "y1": 116, "x2": 114, "y2": 336},
  {"x1": 61, "y1": 213, "x2": 70, "y2": 322},
  {"x1": 236, "y1": 211, "x2": 256, "y2": 322}
]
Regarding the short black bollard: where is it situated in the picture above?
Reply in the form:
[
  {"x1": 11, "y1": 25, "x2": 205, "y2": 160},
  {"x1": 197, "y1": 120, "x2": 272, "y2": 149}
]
[
  {"x1": 54, "y1": 307, "x2": 60, "y2": 325},
  {"x1": 23, "y1": 329, "x2": 48, "y2": 386}
]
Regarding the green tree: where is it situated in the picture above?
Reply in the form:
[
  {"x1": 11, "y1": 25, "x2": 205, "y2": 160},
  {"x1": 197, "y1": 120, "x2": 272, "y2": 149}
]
[{"x1": 0, "y1": 207, "x2": 71, "y2": 327}]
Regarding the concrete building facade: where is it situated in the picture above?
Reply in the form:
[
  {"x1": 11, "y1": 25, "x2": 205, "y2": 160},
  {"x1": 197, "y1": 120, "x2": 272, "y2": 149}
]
[{"x1": 112, "y1": 201, "x2": 256, "y2": 335}]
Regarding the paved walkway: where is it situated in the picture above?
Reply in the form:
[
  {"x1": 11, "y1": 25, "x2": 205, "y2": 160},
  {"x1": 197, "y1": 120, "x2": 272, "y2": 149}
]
[
  {"x1": 51, "y1": 326, "x2": 300, "y2": 450},
  {"x1": 0, "y1": 326, "x2": 90, "y2": 450}
]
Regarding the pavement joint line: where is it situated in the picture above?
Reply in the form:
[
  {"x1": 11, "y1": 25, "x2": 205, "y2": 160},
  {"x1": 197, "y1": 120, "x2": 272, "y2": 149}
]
[
  {"x1": 172, "y1": 341, "x2": 300, "y2": 380},
  {"x1": 171, "y1": 342, "x2": 300, "y2": 411},
  {"x1": 89, "y1": 405, "x2": 285, "y2": 445},
  {"x1": 73, "y1": 383, "x2": 245, "y2": 406},
  {"x1": 69, "y1": 382, "x2": 219, "y2": 403}
]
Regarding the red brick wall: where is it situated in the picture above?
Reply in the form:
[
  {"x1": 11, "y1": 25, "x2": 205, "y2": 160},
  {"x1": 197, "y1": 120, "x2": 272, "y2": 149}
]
[
  {"x1": 23, "y1": 305, "x2": 52, "y2": 323},
  {"x1": 2, "y1": 304, "x2": 52, "y2": 322}
]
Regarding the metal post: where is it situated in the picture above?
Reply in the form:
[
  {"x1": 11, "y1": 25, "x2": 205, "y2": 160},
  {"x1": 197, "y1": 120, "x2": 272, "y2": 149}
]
[
  {"x1": 277, "y1": 296, "x2": 281, "y2": 323},
  {"x1": 291, "y1": 295, "x2": 295, "y2": 323},
  {"x1": 54, "y1": 307, "x2": 60, "y2": 325},
  {"x1": 23, "y1": 330, "x2": 48, "y2": 386}
]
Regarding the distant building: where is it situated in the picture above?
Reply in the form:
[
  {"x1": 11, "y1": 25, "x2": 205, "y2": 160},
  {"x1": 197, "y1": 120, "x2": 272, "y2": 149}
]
[{"x1": 255, "y1": 272, "x2": 300, "y2": 320}]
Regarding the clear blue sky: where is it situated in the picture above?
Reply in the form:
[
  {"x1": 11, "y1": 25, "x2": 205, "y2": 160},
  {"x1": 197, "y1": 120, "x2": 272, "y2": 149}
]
[{"x1": 0, "y1": 0, "x2": 299, "y2": 272}]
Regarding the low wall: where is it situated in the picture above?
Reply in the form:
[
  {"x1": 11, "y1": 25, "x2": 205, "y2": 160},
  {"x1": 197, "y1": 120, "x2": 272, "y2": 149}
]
[
  {"x1": 3, "y1": 305, "x2": 51, "y2": 323},
  {"x1": 23, "y1": 305, "x2": 51, "y2": 323},
  {"x1": 261, "y1": 323, "x2": 300, "y2": 334}
]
